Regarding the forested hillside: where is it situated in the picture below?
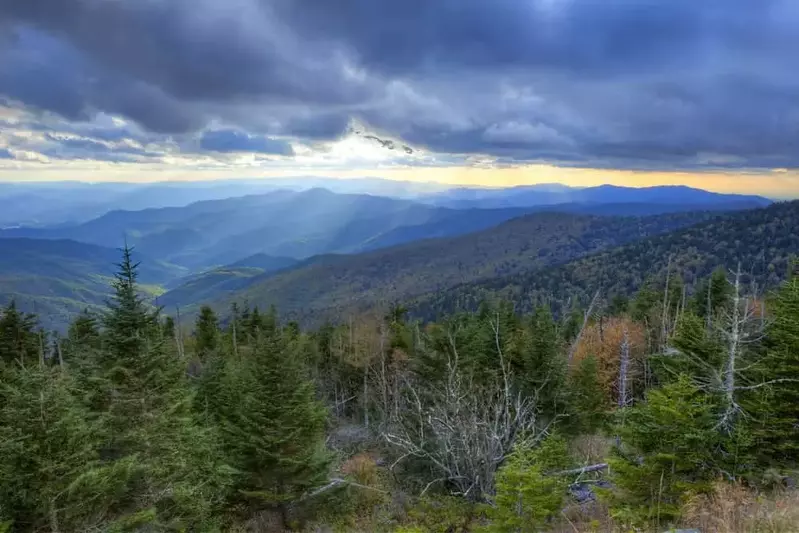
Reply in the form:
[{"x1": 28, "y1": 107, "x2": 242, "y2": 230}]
[
  {"x1": 180, "y1": 209, "x2": 728, "y2": 324},
  {"x1": 0, "y1": 238, "x2": 184, "y2": 329},
  {"x1": 3, "y1": 245, "x2": 799, "y2": 532},
  {"x1": 158, "y1": 254, "x2": 299, "y2": 308},
  {"x1": 412, "y1": 200, "x2": 799, "y2": 320}
]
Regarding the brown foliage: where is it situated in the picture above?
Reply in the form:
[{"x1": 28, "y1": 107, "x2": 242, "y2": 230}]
[{"x1": 570, "y1": 317, "x2": 646, "y2": 405}]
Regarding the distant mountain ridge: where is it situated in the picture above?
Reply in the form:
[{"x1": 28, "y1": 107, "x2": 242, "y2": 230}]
[
  {"x1": 163, "y1": 209, "x2": 730, "y2": 324},
  {"x1": 421, "y1": 184, "x2": 773, "y2": 209},
  {"x1": 1, "y1": 186, "x2": 770, "y2": 275},
  {"x1": 0, "y1": 183, "x2": 778, "y2": 329},
  {"x1": 0, "y1": 179, "x2": 773, "y2": 229},
  {"x1": 2, "y1": 189, "x2": 457, "y2": 269},
  {"x1": 410, "y1": 200, "x2": 799, "y2": 320}
]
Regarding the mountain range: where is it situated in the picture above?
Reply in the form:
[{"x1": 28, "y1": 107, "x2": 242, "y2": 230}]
[
  {"x1": 1, "y1": 179, "x2": 771, "y2": 228},
  {"x1": 0, "y1": 180, "x2": 785, "y2": 330},
  {"x1": 163, "y1": 209, "x2": 727, "y2": 324}
]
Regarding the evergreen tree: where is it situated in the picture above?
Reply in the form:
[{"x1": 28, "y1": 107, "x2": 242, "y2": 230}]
[
  {"x1": 0, "y1": 365, "x2": 102, "y2": 531},
  {"x1": 192, "y1": 308, "x2": 226, "y2": 422},
  {"x1": 748, "y1": 276, "x2": 799, "y2": 466},
  {"x1": 65, "y1": 309, "x2": 101, "y2": 357},
  {"x1": 220, "y1": 330, "x2": 330, "y2": 525},
  {"x1": 568, "y1": 354, "x2": 608, "y2": 433},
  {"x1": 690, "y1": 267, "x2": 734, "y2": 324},
  {"x1": 162, "y1": 315, "x2": 176, "y2": 340},
  {"x1": 515, "y1": 306, "x2": 568, "y2": 422},
  {"x1": 609, "y1": 376, "x2": 722, "y2": 527},
  {"x1": 247, "y1": 306, "x2": 262, "y2": 341},
  {"x1": 103, "y1": 245, "x2": 159, "y2": 360},
  {"x1": 0, "y1": 300, "x2": 40, "y2": 367},
  {"x1": 482, "y1": 435, "x2": 571, "y2": 532},
  {"x1": 659, "y1": 312, "x2": 725, "y2": 384},
  {"x1": 195, "y1": 305, "x2": 220, "y2": 357},
  {"x1": 263, "y1": 304, "x2": 279, "y2": 338},
  {"x1": 608, "y1": 294, "x2": 630, "y2": 316},
  {"x1": 88, "y1": 245, "x2": 231, "y2": 529}
]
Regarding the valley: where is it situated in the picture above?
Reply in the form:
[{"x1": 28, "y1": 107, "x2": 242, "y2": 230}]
[{"x1": 0, "y1": 182, "x2": 776, "y2": 330}]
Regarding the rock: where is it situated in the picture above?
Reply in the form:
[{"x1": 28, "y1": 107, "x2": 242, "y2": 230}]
[{"x1": 568, "y1": 480, "x2": 612, "y2": 503}]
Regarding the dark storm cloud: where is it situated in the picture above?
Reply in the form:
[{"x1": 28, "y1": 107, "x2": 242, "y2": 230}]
[
  {"x1": 199, "y1": 129, "x2": 294, "y2": 155},
  {"x1": 2, "y1": 0, "x2": 799, "y2": 168},
  {"x1": 39, "y1": 134, "x2": 163, "y2": 162}
]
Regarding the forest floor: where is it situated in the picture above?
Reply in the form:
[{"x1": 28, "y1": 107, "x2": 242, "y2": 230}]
[{"x1": 237, "y1": 432, "x2": 799, "y2": 533}]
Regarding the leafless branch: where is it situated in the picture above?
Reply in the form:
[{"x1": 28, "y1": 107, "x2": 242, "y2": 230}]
[{"x1": 568, "y1": 290, "x2": 600, "y2": 363}]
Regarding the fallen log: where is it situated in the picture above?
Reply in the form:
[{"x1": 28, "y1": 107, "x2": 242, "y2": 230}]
[{"x1": 550, "y1": 463, "x2": 608, "y2": 477}]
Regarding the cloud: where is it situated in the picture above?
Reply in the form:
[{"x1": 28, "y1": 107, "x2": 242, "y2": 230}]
[
  {"x1": 40, "y1": 134, "x2": 163, "y2": 162},
  {"x1": 199, "y1": 129, "x2": 294, "y2": 155},
  {"x1": 1, "y1": 0, "x2": 799, "y2": 170}
]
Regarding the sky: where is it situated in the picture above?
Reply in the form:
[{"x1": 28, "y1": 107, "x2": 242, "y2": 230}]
[{"x1": 1, "y1": 0, "x2": 799, "y2": 197}]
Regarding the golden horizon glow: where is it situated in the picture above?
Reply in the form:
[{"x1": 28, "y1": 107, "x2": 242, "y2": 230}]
[
  {"x1": 1, "y1": 163, "x2": 797, "y2": 198},
  {"x1": 2, "y1": 116, "x2": 798, "y2": 198}
]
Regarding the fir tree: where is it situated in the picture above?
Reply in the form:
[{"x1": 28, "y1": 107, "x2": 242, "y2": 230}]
[
  {"x1": 89, "y1": 245, "x2": 231, "y2": 529},
  {"x1": 162, "y1": 315, "x2": 176, "y2": 340},
  {"x1": 0, "y1": 365, "x2": 102, "y2": 531},
  {"x1": 609, "y1": 376, "x2": 722, "y2": 527},
  {"x1": 516, "y1": 306, "x2": 568, "y2": 422},
  {"x1": 748, "y1": 276, "x2": 799, "y2": 466},
  {"x1": 483, "y1": 435, "x2": 571, "y2": 532},
  {"x1": 0, "y1": 300, "x2": 40, "y2": 367},
  {"x1": 220, "y1": 329, "x2": 330, "y2": 525},
  {"x1": 102, "y1": 245, "x2": 159, "y2": 361},
  {"x1": 568, "y1": 354, "x2": 608, "y2": 433},
  {"x1": 195, "y1": 305, "x2": 220, "y2": 357},
  {"x1": 65, "y1": 309, "x2": 101, "y2": 357},
  {"x1": 690, "y1": 267, "x2": 734, "y2": 325}
]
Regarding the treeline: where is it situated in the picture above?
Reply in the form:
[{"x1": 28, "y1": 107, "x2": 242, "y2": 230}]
[
  {"x1": 412, "y1": 200, "x2": 799, "y2": 319},
  {"x1": 2, "y1": 247, "x2": 799, "y2": 531}
]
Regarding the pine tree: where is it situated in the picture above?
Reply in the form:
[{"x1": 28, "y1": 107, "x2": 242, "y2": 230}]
[
  {"x1": 482, "y1": 435, "x2": 571, "y2": 532},
  {"x1": 195, "y1": 305, "x2": 220, "y2": 357},
  {"x1": 748, "y1": 276, "x2": 799, "y2": 466},
  {"x1": 220, "y1": 329, "x2": 330, "y2": 525},
  {"x1": 515, "y1": 306, "x2": 568, "y2": 422},
  {"x1": 0, "y1": 365, "x2": 102, "y2": 531},
  {"x1": 609, "y1": 376, "x2": 721, "y2": 527},
  {"x1": 568, "y1": 354, "x2": 608, "y2": 434},
  {"x1": 0, "y1": 300, "x2": 40, "y2": 367},
  {"x1": 87, "y1": 245, "x2": 231, "y2": 529}
]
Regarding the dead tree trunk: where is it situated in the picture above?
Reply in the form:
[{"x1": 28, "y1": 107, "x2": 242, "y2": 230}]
[
  {"x1": 568, "y1": 291, "x2": 600, "y2": 363},
  {"x1": 618, "y1": 325, "x2": 631, "y2": 408}
]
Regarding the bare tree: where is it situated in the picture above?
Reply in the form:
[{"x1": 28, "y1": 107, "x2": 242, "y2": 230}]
[
  {"x1": 383, "y1": 317, "x2": 553, "y2": 500},
  {"x1": 618, "y1": 324, "x2": 631, "y2": 409},
  {"x1": 568, "y1": 290, "x2": 600, "y2": 363},
  {"x1": 666, "y1": 263, "x2": 788, "y2": 433}
]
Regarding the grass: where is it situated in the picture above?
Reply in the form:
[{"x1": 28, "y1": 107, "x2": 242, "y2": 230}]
[{"x1": 683, "y1": 482, "x2": 799, "y2": 533}]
